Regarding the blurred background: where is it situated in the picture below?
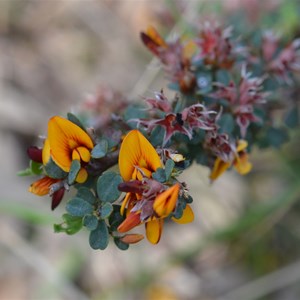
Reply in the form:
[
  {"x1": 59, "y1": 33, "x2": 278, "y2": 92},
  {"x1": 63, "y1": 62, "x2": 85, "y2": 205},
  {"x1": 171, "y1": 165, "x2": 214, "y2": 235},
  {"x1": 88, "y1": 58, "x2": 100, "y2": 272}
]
[{"x1": 1, "y1": 1, "x2": 300, "y2": 299}]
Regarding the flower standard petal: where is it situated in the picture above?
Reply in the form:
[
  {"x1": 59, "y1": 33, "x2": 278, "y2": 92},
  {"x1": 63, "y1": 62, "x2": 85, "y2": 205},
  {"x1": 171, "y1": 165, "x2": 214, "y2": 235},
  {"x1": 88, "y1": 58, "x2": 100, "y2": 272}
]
[
  {"x1": 145, "y1": 218, "x2": 163, "y2": 244},
  {"x1": 119, "y1": 130, "x2": 162, "y2": 181},
  {"x1": 153, "y1": 183, "x2": 180, "y2": 218},
  {"x1": 48, "y1": 116, "x2": 93, "y2": 172}
]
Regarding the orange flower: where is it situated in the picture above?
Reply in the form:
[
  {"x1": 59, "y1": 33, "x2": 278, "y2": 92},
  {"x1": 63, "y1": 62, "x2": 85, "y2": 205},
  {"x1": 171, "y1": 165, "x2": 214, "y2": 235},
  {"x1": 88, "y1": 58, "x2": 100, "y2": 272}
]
[
  {"x1": 117, "y1": 130, "x2": 194, "y2": 244},
  {"x1": 48, "y1": 116, "x2": 94, "y2": 183},
  {"x1": 210, "y1": 140, "x2": 252, "y2": 181},
  {"x1": 29, "y1": 176, "x2": 59, "y2": 196}
]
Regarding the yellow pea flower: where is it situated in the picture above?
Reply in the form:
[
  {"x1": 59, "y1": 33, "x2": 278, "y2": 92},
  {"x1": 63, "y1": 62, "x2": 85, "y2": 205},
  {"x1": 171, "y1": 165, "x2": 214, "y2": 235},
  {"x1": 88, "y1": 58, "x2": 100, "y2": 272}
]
[
  {"x1": 118, "y1": 130, "x2": 194, "y2": 244},
  {"x1": 48, "y1": 116, "x2": 94, "y2": 183},
  {"x1": 210, "y1": 139, "x2": 252, "y2": 181}
]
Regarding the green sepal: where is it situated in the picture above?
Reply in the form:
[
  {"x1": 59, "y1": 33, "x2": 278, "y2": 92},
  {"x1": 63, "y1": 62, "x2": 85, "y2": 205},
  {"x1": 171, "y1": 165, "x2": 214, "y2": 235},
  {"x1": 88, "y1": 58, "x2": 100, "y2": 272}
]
[
  {"x1": 83, "y1": 214, "x2": 98, "y2": 231},
  {"x1": 68, "y1": 160, "x2": 81, "y2": 185},
  {"x1": 89, "y1": 220, "x2": 109, "y2": 250},
  {"x1": 66, "y1": 197, "x2": 94, "y2": 217},
  {"x1": 100, "y1": 202, "x2": 113, "y2": 219},
  {"x1": 44, "y1": 158, "x2": 67, "y2": 179},
  {"x1": 54, "y1": 213, "x2": 83, "y2": 235},
  {"x1": 91, "y1": 140, "x2": 108, "y2": 159},
  {"x1": 114, "y1": 238, "x2": 129, "y2": 250},
  {"x1": 97, "y1": 171, "x2": 122, "y2": 203}
]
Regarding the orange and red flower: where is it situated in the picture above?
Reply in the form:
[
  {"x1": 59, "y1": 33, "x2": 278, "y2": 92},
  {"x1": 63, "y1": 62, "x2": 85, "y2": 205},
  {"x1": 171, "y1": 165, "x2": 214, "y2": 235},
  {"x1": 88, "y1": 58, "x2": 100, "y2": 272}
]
[
  {"x1": 28, "y1": 116, "x2": 94, "y2": 209},
  {"x1": 117, "y1": 130, "x2": 194, "y2": 244}
]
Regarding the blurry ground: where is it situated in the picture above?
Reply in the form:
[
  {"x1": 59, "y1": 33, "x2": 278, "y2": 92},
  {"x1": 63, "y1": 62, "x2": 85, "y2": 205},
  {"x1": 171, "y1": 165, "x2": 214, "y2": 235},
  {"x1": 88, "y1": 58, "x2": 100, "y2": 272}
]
[{"x1": 1, "y1": 1, "x2": 300, "y2": 300}]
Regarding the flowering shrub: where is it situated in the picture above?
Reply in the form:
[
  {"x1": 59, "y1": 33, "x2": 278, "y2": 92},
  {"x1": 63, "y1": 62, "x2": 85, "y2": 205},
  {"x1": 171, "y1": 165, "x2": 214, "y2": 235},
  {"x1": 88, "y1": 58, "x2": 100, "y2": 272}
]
[{"x1": 20, "y1": 21, "x2": 300, "y2": 250}]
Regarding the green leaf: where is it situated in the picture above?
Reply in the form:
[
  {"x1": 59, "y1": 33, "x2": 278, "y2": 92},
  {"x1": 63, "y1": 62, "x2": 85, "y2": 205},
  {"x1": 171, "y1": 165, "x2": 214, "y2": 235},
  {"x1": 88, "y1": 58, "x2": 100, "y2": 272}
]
[
  {"x1": 123, "y1": 104, "x2": 148, "y2": 123},
  {"x1": 54, "y1": 214, "x2": 82, "y2": 235},
  {"x1": 266, "y1": 127, "x2": 289, "y2": 148},
  {"x1": 114, "y1": 238, "x2": 129, "y2": 250},
  {"x1": 152, "y1": 168, "x2": 166, "y2": 183},
  {"x1": 216, "y1": 69, "x2": 231, "y2": 85},
  {"x1": 285, "y1": 106, "x2": 299, "y2": 129},
  {"x1": 100, "y1": 202, "x2": 113, "y2": 219},
  {"x1": 149, "y1": 126, "x2": 165, "y2": 147},
  {"x1": 67, "y1": 113, "x2": 87, "y2": 132},
  {"x1": 89, "y1": 220, "x2": 109, "y2": 250},
  {"x1": 17, "y1": 168, "x2": 33, "y2": 177},
  {"x1": 91, "y1": 140, "x2": 108, "y2": 159},
  {"x1": 68, "y1": 160, "x2": 81, "y2": 185},
  {"x1": 44, "y1": 158, "x2": 67, "y2": 179},
  {"x1": 109, "y1": 205, "x2": 125, "y2": 231},
  {"x1": 66, "y1": 197, "x2": 94, "y2": 217},
  {"x1": 30, "y1": 160, "x2": 43, "y2": 175},
  {"x1": 218, "y1": 113, "x2": 235, "y2": 134},
  {"x1": 165, "y1": 159, "x2": 175, "y2": 180},
  {"x1": 97, "y1": 171, "x2": 122, "y2": 203},
  {"x1": 76, "y1": 187, "x2": 96, "y2": 205},
  {"x1": 83, "y1": 214, "x2": 98, "y2": 231}
]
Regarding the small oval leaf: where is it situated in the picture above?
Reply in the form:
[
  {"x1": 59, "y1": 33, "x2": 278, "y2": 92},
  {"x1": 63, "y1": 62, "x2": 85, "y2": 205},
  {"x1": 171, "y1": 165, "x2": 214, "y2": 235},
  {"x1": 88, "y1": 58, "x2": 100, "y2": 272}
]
[
  {"x1": 100, "y1": 202, "x2": 113, "y2": 219},
  {"x1": 66, "y1": 197, "x2": 94, "y2": 217},
  {"x1": 83, "y1": 214, "x2": 98, "y2": 230},
  {"x1": 89, "y1": 220, "x2": 109, "y2": 250},
  {"x1": 91, "y1": 140, "x2": 108, "y2": 159},
  {"x1": 68, "y1": 160, "x2": 81, "y2": 185},
  {"x1": 97, "y1": 171, "x2": 122, "y2": 202}
]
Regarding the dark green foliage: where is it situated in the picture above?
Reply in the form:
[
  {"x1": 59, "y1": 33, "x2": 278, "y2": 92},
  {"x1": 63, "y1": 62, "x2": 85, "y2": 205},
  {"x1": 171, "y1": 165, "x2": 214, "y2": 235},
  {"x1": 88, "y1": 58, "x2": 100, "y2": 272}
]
[
  {"x1": 97, "y1": 171, "x2": 122, "y2": 202},
  {"x1": 91, "y1": 140, "x2": 108, "y2": 159},
  {"x1": 68, "y1": 160, "x2": 81, "y2": 185},
  {"x1": 83, "y1": 215, "x2": 98, "y2": 231},
  {"x1": 89, "y1": 220, "x2": 109, "y2": 250},
  {"x1": 114, "y1": 238, "x2": 130, "y2": 250},
  {"x1": 44, "y1": 158, "x2": 67, "y2": 179},
  {"x1": 66, "y1": 197, "x2": 94, "y2": 217}
]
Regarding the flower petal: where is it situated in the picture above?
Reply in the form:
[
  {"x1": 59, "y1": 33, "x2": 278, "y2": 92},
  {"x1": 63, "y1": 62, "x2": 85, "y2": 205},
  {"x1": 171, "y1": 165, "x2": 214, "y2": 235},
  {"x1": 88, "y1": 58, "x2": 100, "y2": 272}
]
[
  {"x1": 234, "y1": 153, "x2": 252, "y2": 175},
  {"x1": 77, "y1": 146, "x2": 91, "y2": 162},
  {"x1": 145, "y1": 218, "x2": 163, "y2": 244},
  {"x1": 120, "y1": 234, "x2": 144, "y2": 244},
  {"x1": 117, "y1": 212, "x2": 141, "y2": 233},
  {"x1": 172, "y1": 204, "x2": 194, "y2": 224},
  {"x1": 210, "y1": 158, "x2": 231, "y2": 181},
  {"x1": 153, "y1": 183, "x2": 180, "y2": 217},
  {"x1": 29, "y1": 176, "x2": 58, "y2": 196},
  {"x1": 119, "y1": 130, "x2": 162, "y2": 181},
  {"x1": 237, "y1": 139, "x2": 248, "y2": 152},
  {"x1": 76, "y1": 168, "x2": 88, "y2": 183},
  {"x1": 42, "y1": 139, "x2": 51, "y2": 165},
  {"x1": 48, "y1": 116, "x2": 93, "y2": 172}
]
